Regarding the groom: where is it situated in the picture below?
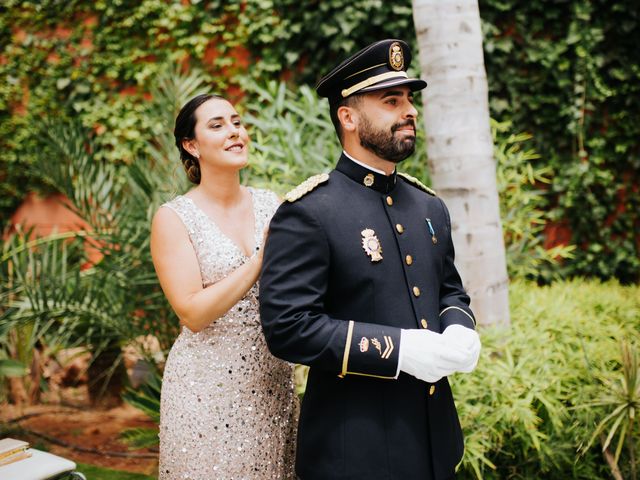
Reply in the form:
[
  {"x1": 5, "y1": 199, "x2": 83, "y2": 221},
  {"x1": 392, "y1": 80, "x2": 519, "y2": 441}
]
[{"x1": 259, "y1": 39, "x2": 481, "y2": 480}]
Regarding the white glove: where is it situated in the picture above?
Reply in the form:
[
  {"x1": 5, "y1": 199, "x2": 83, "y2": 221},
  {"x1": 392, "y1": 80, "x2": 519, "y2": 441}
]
[
  {"x1": 399, "y1": 329, "x2": 469, "y2": 383},
  {"x1": 441, "y1": 324, "x2": 481, "y2": 373}
]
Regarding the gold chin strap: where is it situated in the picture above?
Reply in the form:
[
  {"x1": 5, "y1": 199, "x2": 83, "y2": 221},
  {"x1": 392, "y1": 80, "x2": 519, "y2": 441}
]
[{"x1": 341, "y1": 71, "x2": 408, "y2": 97}]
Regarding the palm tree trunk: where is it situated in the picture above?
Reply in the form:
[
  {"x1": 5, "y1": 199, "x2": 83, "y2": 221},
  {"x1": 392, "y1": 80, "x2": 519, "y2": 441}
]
[{"x1": 412, "y1": 0, "x2": 510, "y2": 326}]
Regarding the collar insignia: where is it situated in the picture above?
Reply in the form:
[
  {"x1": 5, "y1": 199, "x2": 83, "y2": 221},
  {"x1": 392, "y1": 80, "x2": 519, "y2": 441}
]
[{"x1": 363, "y1": 173, "x2": 375, "y2": 187}]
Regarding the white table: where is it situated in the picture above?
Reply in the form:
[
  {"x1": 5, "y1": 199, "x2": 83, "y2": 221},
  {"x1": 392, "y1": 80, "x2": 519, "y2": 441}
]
[{"x1": 0, "y1": 449, "x2": 85, "y2": 480}]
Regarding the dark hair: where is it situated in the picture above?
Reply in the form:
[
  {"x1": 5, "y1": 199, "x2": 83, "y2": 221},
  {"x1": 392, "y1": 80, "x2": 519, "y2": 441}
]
[
  {"x1": 174, "y1": 93, "x2": 225, "y2": 184},
  {"x1": 329, "y1": 94, "x2": 362, "y2": 144}
]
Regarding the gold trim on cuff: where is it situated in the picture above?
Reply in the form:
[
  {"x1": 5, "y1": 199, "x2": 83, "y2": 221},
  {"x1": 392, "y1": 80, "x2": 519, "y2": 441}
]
[
  {"x1": 339, "y1": 320, "x2": 355, "y2": 378},
  {"x1": 345, "y1": 371, "x2": 397, "y2": 380},
  {"x1": 439, "y1": 306, "x2": 476, "y2": 326},
  {"x1": 341, "y1": 72, "x2": 408, "y2": 97}
]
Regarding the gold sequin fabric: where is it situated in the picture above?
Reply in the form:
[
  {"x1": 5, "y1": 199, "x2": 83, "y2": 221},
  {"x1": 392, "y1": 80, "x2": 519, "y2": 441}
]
[{"x1": 158, "y1": 188, "x2": 297, "y2": 480}]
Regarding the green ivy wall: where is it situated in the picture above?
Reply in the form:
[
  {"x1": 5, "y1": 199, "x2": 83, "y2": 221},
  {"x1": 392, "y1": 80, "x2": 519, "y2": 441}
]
[{"x1": 1, "y1": 0, "x2": 638, "y2": 281}]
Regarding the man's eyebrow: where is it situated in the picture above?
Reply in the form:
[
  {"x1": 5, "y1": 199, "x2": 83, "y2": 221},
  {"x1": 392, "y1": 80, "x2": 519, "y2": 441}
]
[
  {"x1": 380, "y1": 90, "x2": 404, "y2": 99},
  {"x1": 206, "y1": 114, "x2": 240, "y2": 122}
]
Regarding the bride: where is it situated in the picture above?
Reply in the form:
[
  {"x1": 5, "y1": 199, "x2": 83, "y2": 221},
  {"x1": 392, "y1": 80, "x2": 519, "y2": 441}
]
[{"x1": 150, "y1": 93, "x2": 297, "y2": 479}]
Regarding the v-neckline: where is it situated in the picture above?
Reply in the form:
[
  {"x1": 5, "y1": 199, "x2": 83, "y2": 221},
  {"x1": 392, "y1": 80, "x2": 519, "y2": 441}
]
[{"x1": 182, "y1": 188, "x2": 258, "y2": 259}]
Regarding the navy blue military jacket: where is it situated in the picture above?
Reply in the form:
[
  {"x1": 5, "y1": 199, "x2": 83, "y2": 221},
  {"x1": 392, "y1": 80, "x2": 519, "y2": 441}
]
[{"x1": 259, "y1": 154, "x2": 476, "y2": 480}]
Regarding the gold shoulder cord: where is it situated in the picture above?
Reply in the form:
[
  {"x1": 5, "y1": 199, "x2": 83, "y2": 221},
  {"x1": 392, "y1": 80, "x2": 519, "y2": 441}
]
[
  {"x1": 284, "y1": 173, "x2": 330, "y2": 202},
  {"x1": 397, "y1": 172, "x2": 436, "y2": 196}
]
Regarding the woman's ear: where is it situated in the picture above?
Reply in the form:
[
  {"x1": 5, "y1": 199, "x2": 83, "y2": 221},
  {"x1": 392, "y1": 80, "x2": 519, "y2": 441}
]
[
  {"x1": 182, "y1": 139, "x2": 200, "y2": 159},
  {"x1": 337, "y1": 106, "x2": 358, "y2": 134}
]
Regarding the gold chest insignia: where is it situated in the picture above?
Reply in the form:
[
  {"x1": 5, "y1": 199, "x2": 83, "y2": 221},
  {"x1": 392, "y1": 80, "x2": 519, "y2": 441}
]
[
  {"x1": 285, "y1": 173, "x2": 330, "y2": 202},
  {"x1": 389, "y1": 42, "x2": 404, "y2": 71},
  {"x1": 359, "y1": 337, "x2": 369, "y2": 353},
  {"x1": 361, "y1": 228, "x2": 383, "y2": 262}
]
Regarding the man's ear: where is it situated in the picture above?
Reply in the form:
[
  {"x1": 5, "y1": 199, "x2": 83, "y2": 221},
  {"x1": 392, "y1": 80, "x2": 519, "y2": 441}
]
[
  {"x1": 337, "y1": 106, "x2": 358, "y2": 134},
  {"x1": 182, "y1": 138, "x2": 199, "y2": 159}
]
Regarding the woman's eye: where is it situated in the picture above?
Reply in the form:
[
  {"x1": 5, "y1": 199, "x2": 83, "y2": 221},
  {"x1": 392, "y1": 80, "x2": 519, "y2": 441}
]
[
  {"x1": 210, "y1": 124, "x2": 222, "y2": 129},
  {"x1": 233, "y1": 120, "x2": 242, "y2": 127}
]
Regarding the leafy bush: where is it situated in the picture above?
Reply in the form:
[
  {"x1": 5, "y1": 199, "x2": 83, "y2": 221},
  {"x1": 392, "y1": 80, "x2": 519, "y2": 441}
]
[
  {"x1": 493, "y1": 119, "x2": 575, "y2": 282},
  {"x1": 121, "y1": 370, "x2": 161, "y2": 450},
  {"x1": 0, "y1": 67, "x2": 203, "y2": 403},
  {"x1": 454, "y1": 279, "x2": 640, "y2": 479}
]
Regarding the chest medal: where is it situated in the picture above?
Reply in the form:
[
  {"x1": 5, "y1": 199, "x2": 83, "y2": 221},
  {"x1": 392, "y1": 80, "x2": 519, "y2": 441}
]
[
  {"x1": 425, "y1": 218, "x2": 438, "y2": 244},
  {"x1": 361, "y1": 228, "x2": 383, "y2": 262}
]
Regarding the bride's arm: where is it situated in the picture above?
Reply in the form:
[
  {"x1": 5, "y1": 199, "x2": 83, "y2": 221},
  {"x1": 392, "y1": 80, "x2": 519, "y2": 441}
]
[{"x1": 150, "y1": 206, "x2": 262, "y2": 333}]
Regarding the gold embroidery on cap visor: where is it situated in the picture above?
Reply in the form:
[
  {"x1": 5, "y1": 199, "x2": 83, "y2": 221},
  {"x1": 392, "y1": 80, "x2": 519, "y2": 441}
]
[
  {"x1": 389, "y1": 42, "x2": 404, "y2": 71},
  {"x1": 361, "y1": 229, "x2": 383, "y2": 262},
  {"x1": 341, "y1": 71, "x2": 408, "y2": 98}
]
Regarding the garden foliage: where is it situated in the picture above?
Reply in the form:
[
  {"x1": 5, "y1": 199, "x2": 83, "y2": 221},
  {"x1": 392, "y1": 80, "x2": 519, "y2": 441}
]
[
  {"x1": 454, "y1": 279, "x2": 640, "y2": 479},
  {"x1": 0, "y1": 58, "x2": 637, "y2": 480},
  {"x1": 2, "y1": 0, "x2": 637, "y2": 280}
]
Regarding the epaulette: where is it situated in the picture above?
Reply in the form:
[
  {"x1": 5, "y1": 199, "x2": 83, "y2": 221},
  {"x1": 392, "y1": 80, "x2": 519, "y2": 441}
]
[
  {"x1": 398, "y1": 172, "x2": 436, "y2": 196},
  {"x1": 284, "y1": 173, "x2": 330, "y2": 202}
]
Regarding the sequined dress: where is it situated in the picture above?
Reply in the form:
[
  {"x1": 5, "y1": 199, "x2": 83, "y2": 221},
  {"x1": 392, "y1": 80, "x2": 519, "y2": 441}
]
[{"x1": 158, "y1": 188, "x2": 297, "y2": 480}]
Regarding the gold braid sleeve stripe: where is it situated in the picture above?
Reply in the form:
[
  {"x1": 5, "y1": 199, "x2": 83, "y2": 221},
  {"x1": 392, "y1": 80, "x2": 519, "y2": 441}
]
[{"x1": 339, "y1": 320, "x2": 355, "y2": 378}]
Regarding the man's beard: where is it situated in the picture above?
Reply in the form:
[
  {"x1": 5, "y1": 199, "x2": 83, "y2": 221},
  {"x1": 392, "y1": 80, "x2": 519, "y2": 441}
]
[{"x1": 358, "y1": 115, "x2": 416, "y2": 163}]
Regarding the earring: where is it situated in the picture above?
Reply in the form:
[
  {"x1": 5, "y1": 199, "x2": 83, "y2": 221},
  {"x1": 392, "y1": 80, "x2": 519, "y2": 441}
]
[{"x1": 194, "y1": 152, "x2": 200, "y2": 160}]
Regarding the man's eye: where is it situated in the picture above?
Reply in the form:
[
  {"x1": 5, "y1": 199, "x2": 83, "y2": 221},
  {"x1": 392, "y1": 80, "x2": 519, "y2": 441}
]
[{"x1": 386, "y1": 99, "x2": 397, "y2": 105}]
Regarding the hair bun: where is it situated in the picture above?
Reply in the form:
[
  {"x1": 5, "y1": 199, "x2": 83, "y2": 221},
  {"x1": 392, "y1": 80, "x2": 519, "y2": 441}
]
[{"x1": 183, "y1": 156, "x2": 201, "y2": 184}]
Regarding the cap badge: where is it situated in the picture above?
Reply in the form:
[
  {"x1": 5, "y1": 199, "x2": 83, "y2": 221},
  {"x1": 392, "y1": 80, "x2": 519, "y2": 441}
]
[
  {"x1": 389, "y1": 42, "x2": 404, "y2": 71},
  {"x1": 363, "y1": 173, "x2": 375, "y2": 187},
  {"x1": 359, "y1": 337, "x2": 369, "y2": 352},
  {"x1": 361, "y1": 228, "x2": 383, "y2": 262}
]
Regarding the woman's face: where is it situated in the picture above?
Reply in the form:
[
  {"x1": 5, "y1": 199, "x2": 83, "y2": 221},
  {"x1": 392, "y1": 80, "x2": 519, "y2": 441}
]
[{"x1": 188, "y1": 98, "x2": 250, "y2": 171}]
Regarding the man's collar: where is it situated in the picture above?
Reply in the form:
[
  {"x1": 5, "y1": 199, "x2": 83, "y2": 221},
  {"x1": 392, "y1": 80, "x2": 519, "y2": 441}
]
[{"x1": 336, "y1": 152, "x2": 397, "y2": 193}]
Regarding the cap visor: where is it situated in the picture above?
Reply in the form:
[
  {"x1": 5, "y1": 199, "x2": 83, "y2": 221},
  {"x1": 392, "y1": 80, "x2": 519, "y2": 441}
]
[{"x1": 359, "y1": 77, "x2": 427, "y2": 94}]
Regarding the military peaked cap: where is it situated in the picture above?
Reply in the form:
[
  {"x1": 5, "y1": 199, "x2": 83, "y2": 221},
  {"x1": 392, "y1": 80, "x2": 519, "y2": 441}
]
[{"x1": 316, "y1": 39, "x2": 427, "y2": 101}]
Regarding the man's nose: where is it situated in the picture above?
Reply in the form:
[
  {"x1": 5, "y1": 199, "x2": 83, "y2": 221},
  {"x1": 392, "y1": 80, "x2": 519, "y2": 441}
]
[{"x1": 405, "y1": 102, "x2": 418, "y2": 119}]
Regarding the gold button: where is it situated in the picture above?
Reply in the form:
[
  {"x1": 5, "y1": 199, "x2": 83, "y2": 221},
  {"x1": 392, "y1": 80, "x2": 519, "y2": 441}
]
[
  {"x1": 421, "y1": 318, "x2": 428, "y2": 329},
  {"x1": 386, "y1": 196, "x2": 393, "y2": 206},
  {"x1": 413, "y1": 286, "x2": 420, "y2": 297},
  {"x1": 396, "y1": 224, "x2": 404, "y2": 234},
  {"x1": 429, "y1": 385, "x2": 436, "y2": 396},
  {"x1": 405, "y1": 255, "x2": 413, "y2": 265}
]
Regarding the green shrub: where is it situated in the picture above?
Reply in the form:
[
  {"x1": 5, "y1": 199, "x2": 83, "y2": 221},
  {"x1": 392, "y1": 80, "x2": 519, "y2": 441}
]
[
  {"x1": 454, "y1": 279, "x2": 640, "y2": 479},
  {"x1": 493, "y1": 119, "x2": 575, "y2": 282}
]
